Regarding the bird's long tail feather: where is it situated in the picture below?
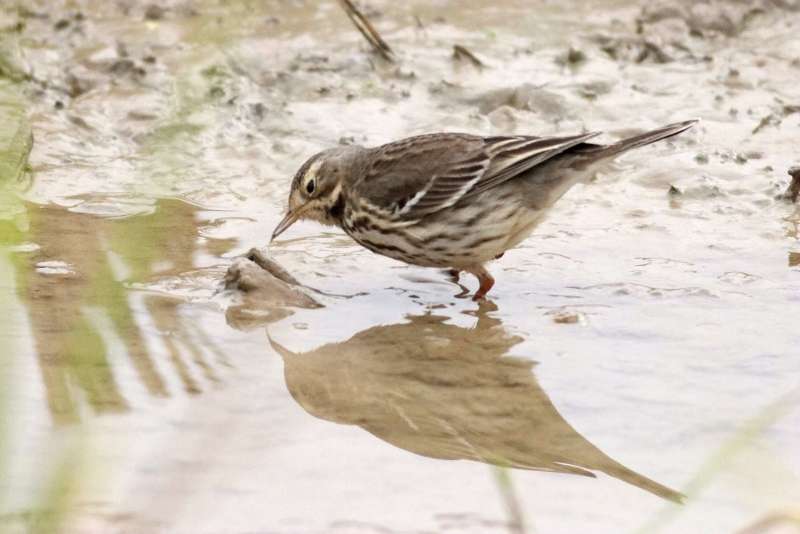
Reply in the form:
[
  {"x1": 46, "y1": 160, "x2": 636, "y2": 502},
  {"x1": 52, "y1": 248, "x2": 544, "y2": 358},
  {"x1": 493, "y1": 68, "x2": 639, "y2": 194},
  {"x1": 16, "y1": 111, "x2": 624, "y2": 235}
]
[
  {"x1": 602, "y1": 461, "x2": 686, "y2": 504},
  {"x1": 581, "y1": 119, "x2": 698, "y2": 160}
]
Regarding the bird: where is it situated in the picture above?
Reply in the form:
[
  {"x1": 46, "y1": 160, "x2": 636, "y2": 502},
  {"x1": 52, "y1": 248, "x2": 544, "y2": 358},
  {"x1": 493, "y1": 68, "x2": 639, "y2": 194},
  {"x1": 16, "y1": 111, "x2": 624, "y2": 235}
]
[{"x1": 271, "y1": 119, "x2": 697, "y2": 300}]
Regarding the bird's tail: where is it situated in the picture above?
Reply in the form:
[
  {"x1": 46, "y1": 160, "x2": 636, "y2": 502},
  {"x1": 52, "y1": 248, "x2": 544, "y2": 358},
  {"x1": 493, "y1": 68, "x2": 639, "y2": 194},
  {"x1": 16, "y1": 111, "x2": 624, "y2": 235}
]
[
  {"x1": 602, "y1": 461, "x2": 686, "y2": 504},
  {"x1": 579, "y1": 119, "x2": 698, "y2": 160}
]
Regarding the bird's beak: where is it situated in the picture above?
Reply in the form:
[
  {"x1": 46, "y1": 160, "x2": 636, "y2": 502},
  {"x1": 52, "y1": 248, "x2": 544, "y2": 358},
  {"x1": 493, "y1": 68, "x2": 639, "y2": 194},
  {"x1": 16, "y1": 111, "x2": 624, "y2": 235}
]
[{"x1": 271, "y1": 205, "x2": 308, "y2": 242}]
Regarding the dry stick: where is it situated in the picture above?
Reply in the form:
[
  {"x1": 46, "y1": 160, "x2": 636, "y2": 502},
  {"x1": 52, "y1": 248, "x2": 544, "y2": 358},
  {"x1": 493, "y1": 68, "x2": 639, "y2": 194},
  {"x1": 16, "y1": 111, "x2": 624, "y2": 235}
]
[
  {"x1": 453, "y1": 44, "x2": 484, "y2": 68},
  {"x1": 337, "y1": 0, "x2": 394, "y2": 61}
]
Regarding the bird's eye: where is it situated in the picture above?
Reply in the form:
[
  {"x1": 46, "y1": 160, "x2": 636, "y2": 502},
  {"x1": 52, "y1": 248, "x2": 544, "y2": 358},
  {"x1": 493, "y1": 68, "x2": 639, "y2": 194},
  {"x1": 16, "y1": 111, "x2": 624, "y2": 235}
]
[{"x1": 306, "y1": 179, "x2": 316, "y2": 195}]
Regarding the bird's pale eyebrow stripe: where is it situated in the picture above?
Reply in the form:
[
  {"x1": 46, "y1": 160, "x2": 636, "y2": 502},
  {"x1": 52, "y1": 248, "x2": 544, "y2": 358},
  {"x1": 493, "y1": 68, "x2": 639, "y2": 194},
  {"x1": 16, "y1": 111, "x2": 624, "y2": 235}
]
[
  {"x1": 292, "y1": 153, "x2": 325, "y2": 190},
  {"x1": 305, "y1": 160, "x2": 323, "y2": 181}
]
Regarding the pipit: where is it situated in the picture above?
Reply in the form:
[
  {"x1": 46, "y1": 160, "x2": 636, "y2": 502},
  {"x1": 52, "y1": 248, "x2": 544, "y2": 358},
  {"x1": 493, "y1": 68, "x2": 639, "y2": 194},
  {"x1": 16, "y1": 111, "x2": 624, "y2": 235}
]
[{"x1": 272, "y1": 119, "x2": 697, "y2": 300}]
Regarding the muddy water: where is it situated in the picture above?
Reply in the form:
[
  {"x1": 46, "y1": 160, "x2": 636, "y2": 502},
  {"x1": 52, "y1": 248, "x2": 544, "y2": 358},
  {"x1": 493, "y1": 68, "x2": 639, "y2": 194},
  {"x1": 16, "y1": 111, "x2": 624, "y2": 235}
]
[{"x1": 1, "y1": 0, "x2": 800, "y2": 533}]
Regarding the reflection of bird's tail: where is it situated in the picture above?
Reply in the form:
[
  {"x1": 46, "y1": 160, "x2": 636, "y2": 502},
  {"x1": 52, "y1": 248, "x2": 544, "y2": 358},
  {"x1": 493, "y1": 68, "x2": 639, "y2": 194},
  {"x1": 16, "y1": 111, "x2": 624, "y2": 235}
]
[{"x1": 602, "y1": 461, "x2": 686, "y2": 504}]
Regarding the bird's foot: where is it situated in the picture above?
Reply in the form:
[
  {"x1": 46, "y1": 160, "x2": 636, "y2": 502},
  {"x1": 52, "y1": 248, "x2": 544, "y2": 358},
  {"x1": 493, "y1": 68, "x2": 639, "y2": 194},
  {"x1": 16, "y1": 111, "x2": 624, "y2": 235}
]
[{"x1": 465, "y1": 265, "x2": 495, "y2": 301}]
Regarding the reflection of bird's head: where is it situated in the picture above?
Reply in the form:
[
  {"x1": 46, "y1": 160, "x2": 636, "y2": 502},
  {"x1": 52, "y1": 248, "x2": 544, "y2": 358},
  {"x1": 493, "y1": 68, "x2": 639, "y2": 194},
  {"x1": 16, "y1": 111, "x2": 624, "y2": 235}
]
[{"x1": 269, "y1": 309, "x2": 684, "y2": 503}]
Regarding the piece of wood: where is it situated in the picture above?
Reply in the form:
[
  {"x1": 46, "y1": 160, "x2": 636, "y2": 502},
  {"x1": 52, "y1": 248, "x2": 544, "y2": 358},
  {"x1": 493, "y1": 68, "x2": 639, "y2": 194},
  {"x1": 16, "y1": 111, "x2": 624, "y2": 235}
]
[
  {"x1": 453, "y1": 44, "x2": 484, "y2": 68},
  {"x1": 338, "y1": 0, "x2": 394, "y2": 61}
]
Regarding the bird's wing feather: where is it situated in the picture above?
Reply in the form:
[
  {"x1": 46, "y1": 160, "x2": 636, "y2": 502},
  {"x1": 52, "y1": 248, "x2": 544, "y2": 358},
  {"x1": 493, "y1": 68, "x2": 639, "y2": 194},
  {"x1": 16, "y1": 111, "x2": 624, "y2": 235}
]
[
  {"x1": 351, "y1": 131, "x2": 600, "y2": 221},
  {"x1": 467, "y1": 132, "x2": 600, "y2": 198}
]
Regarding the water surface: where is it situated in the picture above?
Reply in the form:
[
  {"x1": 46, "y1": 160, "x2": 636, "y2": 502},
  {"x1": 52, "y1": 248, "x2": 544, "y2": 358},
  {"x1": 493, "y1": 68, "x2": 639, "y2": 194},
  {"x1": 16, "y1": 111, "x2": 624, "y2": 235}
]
[{"x1": 1, "y1": 1, "x2": 799, "y2": 533}]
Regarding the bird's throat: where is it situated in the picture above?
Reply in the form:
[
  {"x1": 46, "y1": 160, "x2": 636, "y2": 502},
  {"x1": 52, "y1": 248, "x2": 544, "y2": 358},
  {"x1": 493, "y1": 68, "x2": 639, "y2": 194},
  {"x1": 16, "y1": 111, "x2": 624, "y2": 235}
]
[{"x1": 328, "y1": 191, "x2": 345, "y2": 222}]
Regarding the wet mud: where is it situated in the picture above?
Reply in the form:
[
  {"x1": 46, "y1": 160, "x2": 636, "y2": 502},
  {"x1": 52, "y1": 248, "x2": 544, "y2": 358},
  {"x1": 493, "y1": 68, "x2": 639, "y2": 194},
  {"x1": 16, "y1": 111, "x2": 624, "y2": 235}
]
[{"x1": 1, "y1": 1, "x2": 799, "y2": 533}]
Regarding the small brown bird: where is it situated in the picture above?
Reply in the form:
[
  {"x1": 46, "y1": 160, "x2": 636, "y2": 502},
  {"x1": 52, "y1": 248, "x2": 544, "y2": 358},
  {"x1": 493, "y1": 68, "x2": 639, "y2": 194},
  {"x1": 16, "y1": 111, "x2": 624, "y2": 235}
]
[{"x1": 272, "y1": 120, "x2": 697, "y2": 300}]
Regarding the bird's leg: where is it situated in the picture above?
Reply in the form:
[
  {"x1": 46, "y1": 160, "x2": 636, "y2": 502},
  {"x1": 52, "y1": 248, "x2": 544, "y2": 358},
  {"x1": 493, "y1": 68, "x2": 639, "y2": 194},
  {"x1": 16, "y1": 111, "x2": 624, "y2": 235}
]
[
  {"x1": 465, "y1": 265, "x2": 495, "y2": 301},
  {"x1": 447, "y1": 268, "x2": 470, "y2": 298}
]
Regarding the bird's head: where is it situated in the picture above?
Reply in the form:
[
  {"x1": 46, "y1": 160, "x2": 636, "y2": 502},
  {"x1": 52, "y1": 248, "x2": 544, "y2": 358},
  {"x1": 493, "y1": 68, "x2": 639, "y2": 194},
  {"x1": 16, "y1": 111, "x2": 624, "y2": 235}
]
[{"x1": 271, "y1": 147, "x2": 356, "y2": 241}]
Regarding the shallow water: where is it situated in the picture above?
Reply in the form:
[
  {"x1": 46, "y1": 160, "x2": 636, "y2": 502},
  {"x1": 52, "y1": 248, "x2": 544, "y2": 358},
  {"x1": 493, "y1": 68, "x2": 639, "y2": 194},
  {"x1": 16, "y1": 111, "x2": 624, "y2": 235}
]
[{"x1": 1, "y1": 1, "x2": 800, "y2": 533}]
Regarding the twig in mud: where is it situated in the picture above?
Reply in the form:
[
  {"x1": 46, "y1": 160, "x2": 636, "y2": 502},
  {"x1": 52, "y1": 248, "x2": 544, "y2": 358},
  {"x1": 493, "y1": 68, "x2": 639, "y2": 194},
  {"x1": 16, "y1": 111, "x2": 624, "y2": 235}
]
[
  {"x1": 337, "y1": 0, "x2": 394, "y2": 62},
  {"x1": 452, "y1": 44, "x2": 484, "y2": 68},
  {"x1": 753, "y1": 104, "x2": 800, "y2": 134},
  {"x1": 752, "y1": 113, "x2": 778, "y2": 134}
]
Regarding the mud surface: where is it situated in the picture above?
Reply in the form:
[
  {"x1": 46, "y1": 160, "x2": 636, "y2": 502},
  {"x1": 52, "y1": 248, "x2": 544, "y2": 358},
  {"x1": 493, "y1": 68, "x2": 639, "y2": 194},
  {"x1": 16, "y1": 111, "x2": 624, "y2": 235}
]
[{"x1": 1, "y1": 1, "x2": 799, "y2": 533}]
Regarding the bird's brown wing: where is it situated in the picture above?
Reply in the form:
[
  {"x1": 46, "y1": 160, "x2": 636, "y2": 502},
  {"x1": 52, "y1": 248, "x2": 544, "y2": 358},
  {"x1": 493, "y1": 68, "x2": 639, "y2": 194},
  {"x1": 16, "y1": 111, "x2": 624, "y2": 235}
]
[{"x1": 351, "y1": 131, "x2": 600, "y2": 221}]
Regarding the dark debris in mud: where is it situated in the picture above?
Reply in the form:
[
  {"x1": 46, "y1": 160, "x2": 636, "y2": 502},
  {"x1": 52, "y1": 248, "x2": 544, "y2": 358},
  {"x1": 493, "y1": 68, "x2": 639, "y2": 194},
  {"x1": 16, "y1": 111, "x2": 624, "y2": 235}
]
[
  {"x1": 638, "y1": 0, "x2": 789, "y2": 38},
  {"x1": 590, "y1": 0, "x2": 800, "y2": 67},
  {"x1": 784, "y1": 166, "x2": 800, "y2": 203},
  {"x1": 555, "y1": 46, "x2": 588, "y2": 67},
  {"x1": 752, "y1": 104, "x2": 800, "y2": 134},
  {"x1": 591, "y1": 33, "x2": 682, "y2": 64},
  {"x1": 452, "y1": 44, "x2": 485, "y2": 68},
  {"x1": 143, "y1": 4, "x2": 166, "y2": 21}
]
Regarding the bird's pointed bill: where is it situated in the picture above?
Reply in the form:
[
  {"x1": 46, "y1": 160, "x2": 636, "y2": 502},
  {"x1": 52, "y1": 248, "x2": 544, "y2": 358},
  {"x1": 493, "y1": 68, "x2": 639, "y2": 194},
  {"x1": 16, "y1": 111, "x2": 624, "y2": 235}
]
[
  {"x1": 271, "y1": 204, "x2": 312, "y2": 242},
  {"x1": 271, "y1": 212, "x2": 299, "y2": 241}
]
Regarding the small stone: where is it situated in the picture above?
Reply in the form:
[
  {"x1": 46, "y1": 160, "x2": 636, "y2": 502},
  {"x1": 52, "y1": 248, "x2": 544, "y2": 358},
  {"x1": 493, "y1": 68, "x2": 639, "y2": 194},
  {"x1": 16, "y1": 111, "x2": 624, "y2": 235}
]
[
  {"x1": 144, "y1": 5, "x2": 165, "y2": 20},
  {"x1": 566, "y1": 46, "x2": 587, "y2": 65},
  {"x1": 109, "y1": 59, "x2": 136, "y2": 75},
  {"x1": 250, "y1": 102, "x2": 265, "y2": 120},
  {"x1": 66, "y1": 74, "x2": 92, "y2": 98},
  {"x1": 668, "y1": 185, "x2": 682, "y2": 196},
  {"x1": 552, "y1": 311, "x2": 582, "y2": 324}
]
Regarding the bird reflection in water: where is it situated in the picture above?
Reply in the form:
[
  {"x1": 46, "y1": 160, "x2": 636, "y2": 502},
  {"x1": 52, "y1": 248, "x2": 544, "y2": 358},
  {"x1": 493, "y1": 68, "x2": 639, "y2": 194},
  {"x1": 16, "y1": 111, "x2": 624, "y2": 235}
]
[{"x1": 269, "y1": 304, "x2": 684, "y2": 503}]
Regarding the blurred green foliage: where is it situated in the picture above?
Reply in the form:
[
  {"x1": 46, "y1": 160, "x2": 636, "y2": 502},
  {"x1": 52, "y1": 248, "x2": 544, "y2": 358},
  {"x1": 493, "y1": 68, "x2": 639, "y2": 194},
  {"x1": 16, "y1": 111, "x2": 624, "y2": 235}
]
[{"x1": 1, "y1": 64, "x2": 91, "y2": 534}]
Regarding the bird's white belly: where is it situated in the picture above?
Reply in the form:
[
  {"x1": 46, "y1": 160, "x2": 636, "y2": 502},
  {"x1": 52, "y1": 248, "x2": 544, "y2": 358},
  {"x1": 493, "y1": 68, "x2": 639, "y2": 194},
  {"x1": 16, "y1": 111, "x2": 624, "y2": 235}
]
[
  {"x1": 346, "y1": 193, "x2": 544, "y2": 268},
  {"x1": 343, "y1": 185, "x2": 542, "y2": 268}
]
